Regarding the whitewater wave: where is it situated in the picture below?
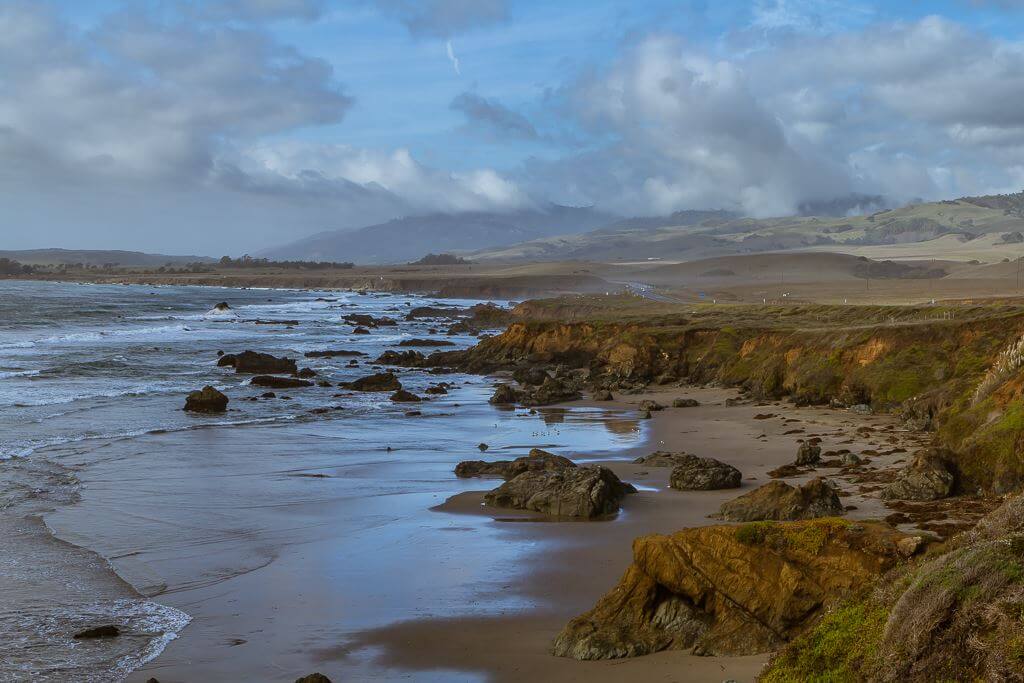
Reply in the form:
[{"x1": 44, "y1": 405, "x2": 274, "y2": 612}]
[{"x1": 0, "y1": 324, "x2": 197, "y2": 350}]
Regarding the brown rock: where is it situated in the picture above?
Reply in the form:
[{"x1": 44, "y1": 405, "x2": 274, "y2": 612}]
[
  {"x1": 74, "y1": 625, "x2": 120, "y2": 639},
  {"x1": 795, "y1": 442, "x2": 822, "y2": 466},
  {"x1": 552, "y1": 519, "x2": 909, "y2": 659},
  {"x1": 340, "y1": 372, "x2": 402, "y2": 392},
  {"x1": 881, "y1": 448, "x2": 955, "y2": 501},
  {"x1": 217, "y1": 350, "x2": 297, "y2": 375},
  {"x1": 250, "y1": 376, "x2": 314, "y2": 389},
  {"x1": 669, "y1": 455, "x2": 742, "y2": 490},
  {"x1": 716, "y1": 478, "x2": 843, "y2": 521},
  {"x1": 484, "y1": 465, "x2": 635, "y2": 518},
  {"x1": 672, "y1": 398, "x2": 700, "y2": 408},
  {"x1": 184, "y1": 386, "x2": 228, "y2": 413},
  {"x1": 489, "y1": 384, "x2": 521, "y2": 405},
  {"x1": 455, "y1": 448, "x2": 576, "y2": 479},
  {"x1": 390, "y1": 389, "x2": 421, "y2": 402}
]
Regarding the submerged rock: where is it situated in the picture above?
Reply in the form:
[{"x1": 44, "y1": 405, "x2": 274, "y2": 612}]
[
  {"x1": 304, "y1": 349, "x2": 365, "y2": 358},
  {"x1": 74, "y1": 625, "x2": 120, "y2": 639},
  {"x1": 552, "y1": 519, "x2": 909, "y2": 659},
  {"x1": 881, "y1": 448, "x2": 955, "y2": 501},
  {"x1": 375, "y1": 350, "x2": 425, "y2": 366},
  {"x1": 389, "y1": 389, "x2": 421, "y2": 402},
  {"x1": 484, "y1": 465, "x2": 635, "y2": 518},
  {"x1": 340, "y1": 372, "x2": 401, "y2": 392},
  {"x1": 716, "y1": 478, "x2": 842, "y2": 521},
  {"x1": 250, "y1": 376, "x2": 314, "y2": 389},
  {"x1": 218, "y1": 350, "x2": 297, "y2": 375},
  {"x1": 294, "y1": 675, "x2": 332, "y2": 683},
  {"x1": 184, "y1": 386, "x2": 228, "y2": 413},
  {"x1": 669, "y1": 455, "x2": 742, "y2": 490}
]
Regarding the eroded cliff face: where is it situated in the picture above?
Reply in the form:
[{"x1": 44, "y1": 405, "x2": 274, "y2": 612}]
[
  {"x1": 552, "y1": 519, "x2": 911, "y2": 660},
  {"x1": 435, "y1": 309, "x2": 1024, "y2": 492}
]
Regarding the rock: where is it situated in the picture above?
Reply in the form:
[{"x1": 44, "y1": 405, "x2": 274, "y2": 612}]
[
  {"x1": 260, "y1": 392, "x2": 277, "y2": 398},
  {"x1": 184, "y1": 386, "x2": 228, "y2": 413},
  {"x1": 295, "y1": 675, "x2": 332, "y2": 683},
  {"x1": 406, "y1": 306, "x2": 464, "y2": 320},
  {"x1": 672, "y1": 398, "x2": 700, "y2": 408},
  {"x1": 397, "y1": 338, "x2": 455, "y2": 347},
  {"x1": 478, "y1": 443, "x2": 489, "y2": 451},
  {"x1": 794, "y1": 442, "x2": 821, "y2": 466},
  {"x1": 489, "y1": 384, "x2": 521, "y2": 405},
  {"x1": 895, "y1": 535, "x2": 924, "y2": 557},
  {"x1": 767, "y1": 464, "x2": 804, "y2": 479},
  {"x1": 521, "y1": 376, "x2": 582, "y2": 406},
  {"x1": 455, "y1": 448, "x2": 576, "y2": 479},
  {"x1": 640, "y1": 410, "x2": 652, "y2": 419},
  {"x1": 632, "y1": 451, "x2": 693, "y2": 467},
  {"x1": 484, "y1": 465, "x2": 635, "y2": 518},
  {"x1": 340, "y1": 372, "x2": 402, "y2": 392},
  {"x1": 716, "y1": 478, "x2": 843, "y2": 522},
  {"x1": 295, "y1": 367, "x2": 317, "y2": 378},
  {"x1": 74, "y1": 625, "x2": 120, "y2": 639},
  {"x1": 304, "y1": 349, "x2": 365, "y2": 358},
  {"x1": 669, "y1": 456, "x2": 742, "y2": 490},
  {"x1": 425, "y1": 385, "x2": 448, "y2": 395},
  {"x1": 218, "y1": 350, "x2": 297, "y2": 375},
  {"x1": 881, "y1": 448, "x2": 955, "y2": 501},
  {"x1": 352, "y1": 327, "x2": 370, "y2": 334},
  {"x1": 551, "y1": 519, "x2": 910, "y2": 659},
  {"x1": 317, "y1": 380, "x2": 332, "y2": 388},
  {"x1": 849, "y1": 403, "x2": 872, "y2": 415},
  {"x1": 343, "y1": 313, "x2": 396, "y2": 327},
  {"x1": 840, "y1": 452, "x2": 862, "y2": 467},
  {"x1": 593, "y1": 389, "x2": 614, "y2": 401},
  {"x1": 390, "y1": 389, "x2": 421, "y2": 402},
  {"x1": 639, "y1": 399, "x2": 663, "y2": 412},
  {"x1": 250, "y1": 376, "x2": 314, "y2": 389},
  {"x1": 375, "y1": 350, "x2": 425, "y2": 366},
  {"x1": 512, "y1": 366, "x2": 549, "y2": 387}
]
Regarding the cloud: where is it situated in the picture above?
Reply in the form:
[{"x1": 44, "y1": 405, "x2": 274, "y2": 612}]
[
  {"x1": 374, "y1": 0, "x2": 508, "y2": 39},
  {"x1": 445, "y1": 39, "x2": 461, "y2": 75},
  {"x1": 450, "y1": 92, "x2": 540, "y2": 140},
  {"x1": 191, "y1": 0, "x2": 328, "y2": 22}
]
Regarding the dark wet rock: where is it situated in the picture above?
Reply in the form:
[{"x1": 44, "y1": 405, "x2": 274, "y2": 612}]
[
  {"x1": 340, "y1": 372, "x2": 401, "y2": 392},
  {"x1": 405, "y1": 410, "x2": 421, "y2": 417},
  {"x1": 304, "y1": 349, "x2": 365, "y2": 358},
  {"x1": 593, "y1": 389, "x2": 614, "y2": 401},
  {"x1": 260, "y1": 392, "x2": 277, "y2": 399},
  {"x1": 218, "y1": 350, "x2": 297, "y2": 375},
  {"x1": 390, "y1": 389, "x2": 421, "y2": 402},
  {"x1": 795, "y1": 442, "x2": 822, "y2": 466},
  {"x1": 489, "y1": 384, "x2": 522, "y2": 405},
  {"x1": 640, "y1": 410, "x2": 652, "y2": 419},
  {"x1": 406, "y1": 306, "x2": 464, "y2": 320},
  {"x1": 317, "y1": 380, "x2": 332, "y2": 388},
  {"x1": 767, "y1": 464, "x2": 804, "y2": 479},
  {"x1": 295, "y1": 675, "x2": 332, "y2": 683},
  {"x1": 513, "y1": 366, "x2": 550, "y2": 387},
  {"x1": 251, "y1": 376, "x2": 314, "y2": 389},
  {"x1": 254, "y1": 319, "x2": 299, "y2": 326},
  {"x1": 425, "y1": 385, "x2": 448, "y2": 395},
  {"x1": 212, "y1": 302, "x2": 231, "y2": 311},
  {"x1": 669, "y1": 456, "x2": 742, "y2": 491},
  {"x1": 633, "y1": 451, "x2": 694, "y2": 467},
  {"x1": 375, "y1": 350, "x2": 426, "y2": 366},
  {"x1": 455, "y1": 448, "x2": 576, "y2": 479},
  {"x1": 840, "y1": 452, "x2": 863, "y2": 467},
  {"x1": 520, "y1": 376, "x2": 581, "y2": 407},
  {"x1": 295, "y1": 367, "x2": 317, "y2": 378},
  {"x1": 343, "y1": 313, "x2": 397, "y2": 327},
  {"x1": 484, "y1": 465, "x2": 635, "y2": 518},
  {"x1": 478, "y1": 443, "x2": 489, "y2": 452},
  {"x1": 352, "y1": 327, "x2": 371, "y2": 335},
  {"x1": 184, "y1": 386, "x2": 228, "y2": 413},
  {"x1": 672, "y1": 398, "x2": 700, "y2": 408},
  {"x1": 716, "y1": 478, "x2": 843, "y2": 521},
  {"x1": 398, "y1": 338, "x2": 456, "y2": 347},
  {"x1": 881, "y1": 448, "x2": 955, "y2": 501},
  {"x1": 74, "y1": 625, "x2": 120, "y2": 639},
  {"x1": 639, "y1": 400, "x2": 663, "y2": 412}
]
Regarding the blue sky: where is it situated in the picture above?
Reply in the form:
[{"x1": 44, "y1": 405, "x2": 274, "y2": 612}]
[{"x1": 5, "y1": 0, "x2": 1024, "y2": 252}]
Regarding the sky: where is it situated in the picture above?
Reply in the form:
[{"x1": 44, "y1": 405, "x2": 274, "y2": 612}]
[{"x1": 4, "y1": 0, "x2": 1024, "y2": 255}]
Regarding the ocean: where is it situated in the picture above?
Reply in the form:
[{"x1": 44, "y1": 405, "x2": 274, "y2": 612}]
[{"x1": 0, "y1": 280, "x2": 643, "y2": 681}]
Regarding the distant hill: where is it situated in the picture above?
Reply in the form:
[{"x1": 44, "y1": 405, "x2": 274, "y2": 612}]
[
  {"x1": 262, "y1": 205, "x2": 616, "y2": 264},
  {"x1": 0, "y1": 249, "x2": 215, "y2": 267}
]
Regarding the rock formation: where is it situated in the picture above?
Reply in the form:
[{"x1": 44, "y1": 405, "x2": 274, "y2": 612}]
[
  {"x1": 184, "y1": 386, "x2": 228, "y2": 412},
  {"x1": 881, "y1": 448, "x2": 955, "y2": 501},
  {"x1": 340, "y1": 372, "x2": 402, "y2": 392},
  {"x1": 668, "y1": 455, "x2": 742, "y2": 490},
  {"x1": 716, "y1": 479, "x2": 842, "y2": 521},
  {"x1": 484, "y1": 465, "x2": 635, "y2": 518},
  {"x1": 218, "y1": 350, "x2": 297, "y2": 375}
]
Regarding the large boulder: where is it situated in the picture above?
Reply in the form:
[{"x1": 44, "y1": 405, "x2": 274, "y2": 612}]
[
  {"x1": 343, "y1": 313, "x2": 396, "y2": 327},
  {"x1": 551, "y1": 519, "x2": 910, "y2": 659},
  {"x1": 251, "y1": 376, "x2": 313, "y2": 389},
  {"x1": 217, "y1": 350, "x2": 297, "y2": 375},
  {"x1": 521, "y1": 376, "x2": 582, "y2": 407},
  {"x1": 455, "y1": 448, "x2": 576, "y2": 479},
  {"x1": 184, "y1": 386, "x2": 228, "y2": 413},
  {"x1": 340, "y1": 372, "x2": 402, "y2": 392},
  {"x1": 881, "y1": 448, "x2": 955, "y2": 501},
  {"x1": 483, "y1": 465, "x2": 635, "y2": 518},
  {"x1": 389, "y1": 389, "x2": 421, "y2": 403},
  {"x1": 512, "y1": 366, "x2": 550, "y2": 387},
  {"x1": 672, "y1": 398, "x2": 700, "y2": 408},
  {"x1": 669, "y1": 455, "x2": 742, "y2": 491},
  {"x1": 375, "y1": 350, "x2": 425, "y2": 366},
  {"x1": 795, "y1": 442, "x2": 822, "y2": 466},
  {"x1": 489, "y1": 384, "x2": 521, "y2": 405},
  {"x1": 633, "y1": 451, "x2": 692, "y2": 467},
  {"x1": 716, "y1": 478, "x2": 842, "y2": 522}
]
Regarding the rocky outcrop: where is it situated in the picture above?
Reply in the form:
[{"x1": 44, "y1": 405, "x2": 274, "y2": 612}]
[
  {"x1": 251, "y1": 376, "x2": 313, "y2": 389},
  {"x1": 375, "y1": 350, "x2": 426, "y2": 366},
  {"x1": 455, "y1": 448, "x2": 575, "y2": 479},
  {"x1": 343, "y1": 313, "x2": 396, "y2": 327},
  {"x1": 669, "y1": 455, "x2": 742, "y2": 490},
  {"x1": 716, "y1": 479, "x2": 842, "y2": 521},
  {"x1": 390, "y1": 389, "x2": 421, "y2": 402},
  {"x1": 552, "y1": 519, "x2": 909, "y2": 659},
  {"x1": 340, "y1": 372, "x2": 401, "y2": 392},
  {"x1": 489, "y1": 384, "x2": 521, "y2": 405},
  {"x1": 184, "y1": 386, "x2": 228, "y2": 413},
  {"x1": 521, "y1": 376, "x2": 582, "y2": 406},
  {"x1": 512, "y1": 366, "x2": 549, "y2": 386},
  {"x1": 672, "y1": 398, "x2": 700, "y2": 408},
  {"x1": 881, "y1": 448, "x2": 955, "y2": 501},
  {"x1": 398, "y1": 338, "x2": 455, "y2": 347},
  {"x1": 218, "y1": 350, "x2": 297, "y2": 375},
  {"x1": 795, "y1": 442, "x2": 822, "y2": 466},
  {"x1": 484, "y1": 465, "x2": 635, "y2": 518},
  {"x1": 304, "y1": 349, "x2": 365, "y2": 358},
  {"x1": 633, "y1": 451, "x2": 692, "y2": 467}
]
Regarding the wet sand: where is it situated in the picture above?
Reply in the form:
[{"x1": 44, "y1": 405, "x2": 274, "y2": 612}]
[{"x1": 347, "y1": 385, "x2": 930, "y2": 682}]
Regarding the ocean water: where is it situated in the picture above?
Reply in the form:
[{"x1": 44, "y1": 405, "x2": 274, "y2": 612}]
[{"x1": 0, "y1": 280, "x2": 644, "y2": 681}]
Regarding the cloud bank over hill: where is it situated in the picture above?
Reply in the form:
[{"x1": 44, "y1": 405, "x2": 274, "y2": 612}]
[{"x1": 3, "y1": 1, "x2": 1024, "y2": 253}]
